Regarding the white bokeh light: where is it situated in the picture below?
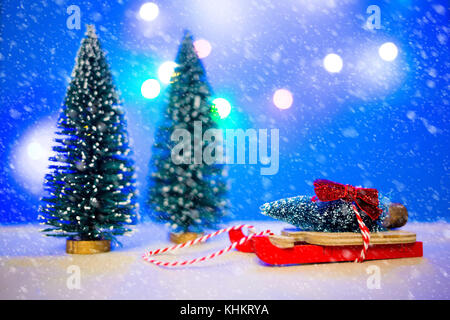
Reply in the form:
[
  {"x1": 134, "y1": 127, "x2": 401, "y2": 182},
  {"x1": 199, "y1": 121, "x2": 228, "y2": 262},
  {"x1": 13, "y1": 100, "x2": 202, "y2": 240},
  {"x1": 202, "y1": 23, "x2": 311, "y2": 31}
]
[
  {"x1": 323, "y1": 53, "x2": 343, "y2": 73},
  {"x1": 378, "y1": 42, "x2": 398, "y2": 61},
  {"x1": 141, "y1": 79, "x2": 161, "y2": 99},
  {"x1": 139, "y1": 2, "x2": 159, "y2": 21},
  {"x1": 194, "y1": 39, "x2": 212, "y2": 59},
  {"x1": 273, "y1": 89, "x2": 293, "y2": 110},
  {"x1": 212, "y1": 98, "x2": 231, "y2": 119},
  {"x1": 12, "y1": 118, "x2": 56, "y2": 194},
  {"x1": 158, "y1": 61, "x2": 178, "y2": 84},
  {"x1": 27, "y1": 142, "x2": 45, "y2": 160}
]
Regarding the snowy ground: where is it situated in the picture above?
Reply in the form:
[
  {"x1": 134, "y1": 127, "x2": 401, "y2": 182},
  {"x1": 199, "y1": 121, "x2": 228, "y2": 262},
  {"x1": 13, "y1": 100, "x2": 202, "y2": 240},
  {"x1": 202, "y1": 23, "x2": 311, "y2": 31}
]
[{"x1": 0, "y1": 221, "x2": 449, "y2": 299}]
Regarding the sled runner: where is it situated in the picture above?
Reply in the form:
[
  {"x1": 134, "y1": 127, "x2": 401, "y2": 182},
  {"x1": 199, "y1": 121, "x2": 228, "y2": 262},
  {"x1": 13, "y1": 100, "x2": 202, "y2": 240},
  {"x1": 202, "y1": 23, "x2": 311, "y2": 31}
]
[{"x1": 228, "y1": 228, "x2": 423, "y2": 265}]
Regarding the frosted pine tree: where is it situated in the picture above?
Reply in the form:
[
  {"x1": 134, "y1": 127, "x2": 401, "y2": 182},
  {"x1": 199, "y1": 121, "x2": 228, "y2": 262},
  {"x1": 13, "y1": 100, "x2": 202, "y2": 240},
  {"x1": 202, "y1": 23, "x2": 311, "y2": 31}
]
[
  {"x1": 39, "y1": 25, "x2": 137, "y2": 242},
  {"x1": 148, "y1": 31, "x2": 227, "y2": 233}
]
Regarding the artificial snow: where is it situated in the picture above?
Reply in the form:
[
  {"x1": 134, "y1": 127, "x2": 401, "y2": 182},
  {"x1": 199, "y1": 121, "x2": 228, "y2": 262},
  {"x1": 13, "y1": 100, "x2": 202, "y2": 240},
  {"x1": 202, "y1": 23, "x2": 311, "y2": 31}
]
[{"x1": 0, "y1": 221, "x2": 449, "y2": 299}]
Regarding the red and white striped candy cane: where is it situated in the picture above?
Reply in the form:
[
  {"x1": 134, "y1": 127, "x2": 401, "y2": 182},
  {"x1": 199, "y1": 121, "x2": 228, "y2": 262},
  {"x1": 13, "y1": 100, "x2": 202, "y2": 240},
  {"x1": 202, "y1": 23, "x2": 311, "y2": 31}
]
[
  {"x1": 352, "y1": 204, "x2": 371, "y2": 262},
  {"x1": 142, "y1": 224, "x2": 273, "y2": 267}
]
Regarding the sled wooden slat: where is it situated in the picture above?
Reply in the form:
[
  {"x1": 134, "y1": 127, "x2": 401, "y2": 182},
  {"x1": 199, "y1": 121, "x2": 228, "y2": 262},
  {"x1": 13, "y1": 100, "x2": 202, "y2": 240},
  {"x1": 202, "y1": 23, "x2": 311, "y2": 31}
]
[{"x1": 270, "y1": 229, "x2": 417, "y2": 248}]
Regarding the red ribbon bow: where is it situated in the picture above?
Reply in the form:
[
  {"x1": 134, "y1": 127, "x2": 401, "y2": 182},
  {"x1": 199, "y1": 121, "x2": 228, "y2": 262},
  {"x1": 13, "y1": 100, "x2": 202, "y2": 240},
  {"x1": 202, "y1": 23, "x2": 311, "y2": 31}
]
[{"x1": 312, "y1": 179, "x2": 382, "y2": 220}]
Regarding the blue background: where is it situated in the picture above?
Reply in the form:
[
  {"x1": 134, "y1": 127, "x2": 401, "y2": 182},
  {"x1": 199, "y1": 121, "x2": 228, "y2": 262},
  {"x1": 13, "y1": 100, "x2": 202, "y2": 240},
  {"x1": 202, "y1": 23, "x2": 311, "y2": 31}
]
[{"x1": 0, "y1": 0, "x2": 448, "y2": 224}]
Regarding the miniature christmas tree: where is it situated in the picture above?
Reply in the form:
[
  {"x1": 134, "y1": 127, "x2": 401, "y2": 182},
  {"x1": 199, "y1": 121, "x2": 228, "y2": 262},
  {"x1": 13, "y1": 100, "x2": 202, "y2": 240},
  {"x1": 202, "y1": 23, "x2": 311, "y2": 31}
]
[
  {"x1": 148, "y1": 31, "x2": 227, "y2": 237},
  {"x1": 260, "y1": 180, "x2": 408, "y2": 232},
  {"x1": 39, "y1": 25, "x2": 137, "y2": 245}
]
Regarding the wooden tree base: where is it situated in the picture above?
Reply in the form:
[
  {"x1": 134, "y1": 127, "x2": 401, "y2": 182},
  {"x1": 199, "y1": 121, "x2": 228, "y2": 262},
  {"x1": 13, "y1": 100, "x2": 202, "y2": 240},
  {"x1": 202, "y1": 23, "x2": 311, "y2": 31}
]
[
  {"x1": 66, "y1": 239, "x2": 111, "y2": 254},
  {"x1": 170, "y1": 232, "x2": 203, "y2": 244}
]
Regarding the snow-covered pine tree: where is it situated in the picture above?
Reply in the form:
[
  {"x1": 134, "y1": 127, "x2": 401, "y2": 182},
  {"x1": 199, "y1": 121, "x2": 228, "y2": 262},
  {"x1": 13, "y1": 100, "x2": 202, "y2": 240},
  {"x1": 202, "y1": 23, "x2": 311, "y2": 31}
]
[
  {"x1": 148, "y1": 30, "x2": 227, "y2": 234},
  {"x1": 39, "y1": 25, "x2": 137, "y2": 242}
]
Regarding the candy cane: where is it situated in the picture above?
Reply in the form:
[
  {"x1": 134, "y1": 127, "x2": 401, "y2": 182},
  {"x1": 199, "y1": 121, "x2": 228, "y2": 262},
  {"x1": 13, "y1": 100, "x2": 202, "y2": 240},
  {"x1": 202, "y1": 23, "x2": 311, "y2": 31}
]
[
  {"x1": 142, "y1": 224, "x2": 273, "y2": 267},
  {"x1": 352, "y1": 204, "x2": 371, "y2": 262}
]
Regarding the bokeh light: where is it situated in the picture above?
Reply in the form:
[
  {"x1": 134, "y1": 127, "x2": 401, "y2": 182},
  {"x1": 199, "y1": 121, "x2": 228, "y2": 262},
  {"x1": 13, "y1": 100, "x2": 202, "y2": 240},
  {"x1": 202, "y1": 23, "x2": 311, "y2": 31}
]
[
  {"x1": 139, "y1": 2, "x2": 159, "y2": 21},
  {"x1": 27, "y1": 142, "x2": 44, "y2": 160},
  {"x1": 212, "y1": 98, "x2": 231, "y2": 119},
  {"x1": 378, "y1": 42, "x2": 398, "y2": 61},
  {"x1": 273, "y1": 89, "x2": 293, "y2": 109},
  {"x1": 0, "y1": 0, "x2": 448, "y2": 228},
  {"x1": 194, "y1": 39, "x2": 212, "y2": 59},
  {"x1": 141, "y1": 79, "x2": 160, "y2": 99},
  {"x1": 158, "y1": 61, "x2": 178, "y2": 84},
  {"x1": 12, "y1": 118, "x2": 55, "y2": 194},
  {"x1": 323, "y1": 53, "x2": 343, "y2": 73}
]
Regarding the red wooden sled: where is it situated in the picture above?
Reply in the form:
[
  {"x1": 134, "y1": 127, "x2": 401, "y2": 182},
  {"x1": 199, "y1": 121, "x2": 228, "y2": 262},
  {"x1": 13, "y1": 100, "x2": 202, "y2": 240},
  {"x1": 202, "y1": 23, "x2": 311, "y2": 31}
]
[{"x1": 228, "y1": 228, "x2": 423, "y2": 265}]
